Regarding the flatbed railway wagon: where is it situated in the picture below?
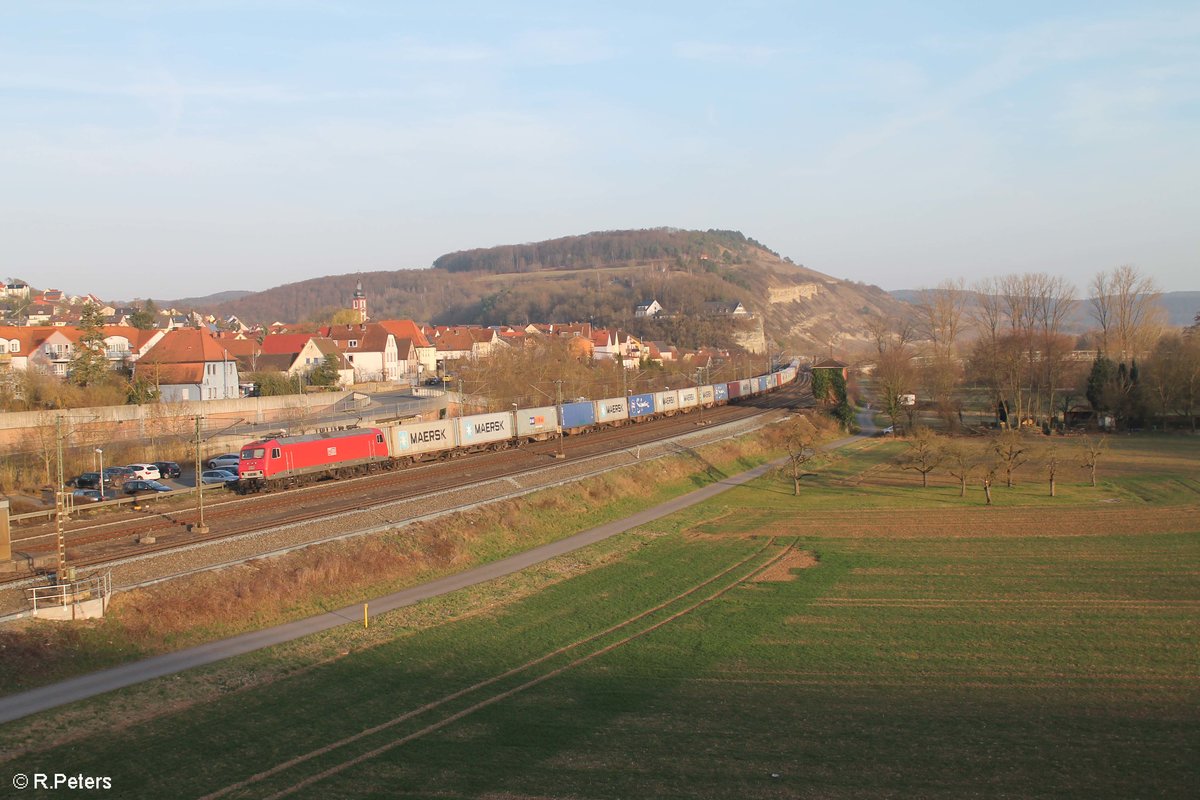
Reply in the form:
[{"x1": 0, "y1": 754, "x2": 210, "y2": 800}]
[{"x1": 235, "y1": 427, "x2": 389, "y2": 492}]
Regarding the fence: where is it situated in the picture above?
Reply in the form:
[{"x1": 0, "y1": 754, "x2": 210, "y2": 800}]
[{"x1": 27, "y1": 571, "x2": 112, "y2": 620}]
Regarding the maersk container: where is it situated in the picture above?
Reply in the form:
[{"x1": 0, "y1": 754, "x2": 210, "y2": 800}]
[
  {"x1": 560, "y1": 401, "x2": 596, "y2": 431},
  {"x1": 678, "y1": 387, "x2": 698, "y2": 409},
  {"x1": 655, "y1": 390, "x2": 679, "y2": 414},
  {"x1": 738, "y1": 378, "x2": 753, "y2": 396},
  {"x1": 713, "y1": 383, "x2": 729, "y2": 403},
  {"x1": 457, "y1": 411, "x2": 513, "y2": 448},
  {"x1": 699, "y1": 385, "x2": 715, "y2": 406},
  {"x1": 628, "y1": 393, "x2": 655, "y2": 418},
  {"x1": 387, "y1": 419, "x2": 458, "y2": 458},
  {"x1": 515, "y1": 405, "x2": 558, "y2": 438},
  {"x1": 595, "y1": 396, "x2": 629, "y2": 424}
]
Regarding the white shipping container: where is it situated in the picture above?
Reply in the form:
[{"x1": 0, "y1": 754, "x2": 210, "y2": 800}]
[
  {"x1": 678, "y1": 388, "x2": 698, "y2": 409},
  {"x1": 699, "y1": 385, "x2": 715, "y2": 405},
  {"x1": 515, "y1": 405, "x2": 558, "y2": 437},
  {"x1": 387, "y1": 419, "x2": 458, "y2": 457},
  {"x1": 655, "y1": 390, "x2": 679, "y2": 414},
  {"x1": 595, "y1": 397, "x2": 629, "y2": 423},
  {"x1": 458, "y1": 411, "x2": 513, "y2": 446}
]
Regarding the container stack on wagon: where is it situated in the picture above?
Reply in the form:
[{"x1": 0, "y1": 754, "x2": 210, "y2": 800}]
[{"x1": 227, "y1": 364, "x2": 800, "y2": 493}]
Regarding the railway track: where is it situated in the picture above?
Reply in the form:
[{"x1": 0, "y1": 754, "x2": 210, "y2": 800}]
[{"x1": 4, "y1": 384, "x2": 810, "y2": 591}]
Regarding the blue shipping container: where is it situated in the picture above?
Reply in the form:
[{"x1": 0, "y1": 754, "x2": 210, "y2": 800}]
[
  {"x1": 628, "y1": 393, "x2": 655, "y2": 418},
  {"x1": 713, "y1": 383, "x2": 729, "y2": 402},
  {"x1": 757, "y1": 376, "x2": 768, "y2": 393},
  {"x1": 560, "y1": 401, "x2": 596, "y2": 430}
]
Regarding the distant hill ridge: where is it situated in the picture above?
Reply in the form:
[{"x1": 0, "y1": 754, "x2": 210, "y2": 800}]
[
  {"x1": 433, "y1": 228, "x2": 780, "y2": 273},
  {"x1": 211, "y1": 228, "x2": 910, "y2": 355}
]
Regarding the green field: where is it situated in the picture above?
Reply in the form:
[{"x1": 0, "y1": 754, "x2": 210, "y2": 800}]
[{"x1": 4, "y1": 435, "x2": 1198, "y2": 798}]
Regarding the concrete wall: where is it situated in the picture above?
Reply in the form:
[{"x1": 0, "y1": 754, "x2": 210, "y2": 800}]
[{"x1": 0, "y1": 392, "x2": 352, "y2": 450}]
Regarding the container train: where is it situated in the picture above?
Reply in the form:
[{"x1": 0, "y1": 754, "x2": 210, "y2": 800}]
[{"x1": 231, "y1": 364, "x2": 799, "y2": 493}]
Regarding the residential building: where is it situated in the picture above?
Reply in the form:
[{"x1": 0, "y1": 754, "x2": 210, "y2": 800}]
[{"x1": 135, "y1": 328, "x2": 240, "y2": 401}]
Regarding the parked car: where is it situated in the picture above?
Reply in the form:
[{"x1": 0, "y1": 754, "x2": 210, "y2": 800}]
[
  {"x1": 200, "y1": 469, "x2": 238, "y2": 485},
  {"x1": 207, "y1": 453, "x2": 241, "y2": 470},
  {"x1": 73, "y1": 472, "x2": 107, "y2": 489},
  {"x1": 71, "y1": 488, "x2": 111, "y2": 503},
  {"x1": 126, "y1": 463, "x2": 162, "y2": 481},
  {"x1": 123, "y1": 479, "x2": 172, "y2": 496},
  {"x1": 153, "y1": 461, "x2": 182, "y2": 479},
  {"x1": 102, "y1": 465, "x2": 136, "y2": 484}
]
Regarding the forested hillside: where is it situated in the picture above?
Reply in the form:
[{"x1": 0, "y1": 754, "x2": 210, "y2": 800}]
[
  {"x1": 433, "y1": 228, "x2": 778, "y2": 273},
  {"x1": 214, "y1": 228, "x2": 908, "y2": 355}
]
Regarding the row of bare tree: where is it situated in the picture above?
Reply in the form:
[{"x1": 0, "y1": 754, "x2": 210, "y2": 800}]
[
  {"x1": 869, "y1": 265, "x2": 1194, "y2": 430},
  {"x1": 899, "y1": 427, "x2": 1107, "y2": 501}
]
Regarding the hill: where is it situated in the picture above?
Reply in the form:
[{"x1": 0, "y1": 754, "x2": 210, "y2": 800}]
[{"x1": 215, "y1": 229, "x2": 911, "y2": 355}]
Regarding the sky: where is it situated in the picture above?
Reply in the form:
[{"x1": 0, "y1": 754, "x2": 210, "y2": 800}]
[{"x1": 2, "y1": 1, "x2": 1198, "y2": 301}]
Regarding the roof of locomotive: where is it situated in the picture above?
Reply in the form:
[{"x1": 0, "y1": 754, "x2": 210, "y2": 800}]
[{"x1": 242, "y1": 427, "x2": 382, "y2": 448}]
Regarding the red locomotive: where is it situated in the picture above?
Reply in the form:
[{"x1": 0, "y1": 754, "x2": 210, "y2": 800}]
[{"x1": 235, "y1": 427, "x2": 390, "y2": 492}]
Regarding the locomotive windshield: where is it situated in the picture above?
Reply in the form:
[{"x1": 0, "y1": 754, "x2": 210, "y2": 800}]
[{"x1": 242, "y1": 448, "x2": 265, "y2": 459}]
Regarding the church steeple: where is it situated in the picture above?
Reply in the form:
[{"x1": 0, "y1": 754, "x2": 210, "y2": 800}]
[{"x1": 352, "y1": 280, "x2": 367, "y2": 323}]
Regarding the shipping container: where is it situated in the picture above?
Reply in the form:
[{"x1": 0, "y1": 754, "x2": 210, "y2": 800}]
[
  {"x1": 757, "y1": 376, "x2": 768, "y2": 393},
  {"x1": 515, "y1": 405, "x2": 558, "y2": 438},
  {"x1": 678, "y1": 387, "x2": 698, "y2": 409},
  {"x1": 738, "y1": 378, "x2": 753, "y2": 396},
  {"x1": 655, "y1": 390, "x2": 679, "y2": 414},
  {"x1": 712, "y1": 383, "x2": 729, "y2": 403},
  {"x1": 457, "y1": 411, "x2": 513, "y2": 448},
  {"x1": 560, "y1": 401, "x2": 596, "y2": 431},
  {"x1": 386, "y1": 419, "x2": 458, "y2": 458},
  {"x1": 699, "y1": 385, "x2": 715, "y2": 406},
  {"x1": 595, "y1": 396, "x2": 629, "y2": 424},
  {"x1": 727, "y1": 381, "x2": 743, "y2": 399},
  {"x1": 628, "y1": 393, "x2": 655, "y2": 418}
]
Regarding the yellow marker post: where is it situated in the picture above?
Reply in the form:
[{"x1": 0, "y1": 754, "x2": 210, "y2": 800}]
[{"x1": 363, "y1": 603, "x2": 369, "y2": 629}]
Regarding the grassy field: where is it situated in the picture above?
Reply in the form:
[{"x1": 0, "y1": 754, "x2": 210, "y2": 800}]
[{"x1": 3, "y1": 433, "x2": 1198, "y2": 798}]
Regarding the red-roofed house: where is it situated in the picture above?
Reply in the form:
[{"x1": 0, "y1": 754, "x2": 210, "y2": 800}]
[
  {"x1": 318, "y1": 323, "x2": 400, "y2": 382},
  {"x1": 135, "y1": 329, "x2": 240, "y2": 401},
  {"x1": 377, "y1": 320, "x2": 436, "y2": 379}
]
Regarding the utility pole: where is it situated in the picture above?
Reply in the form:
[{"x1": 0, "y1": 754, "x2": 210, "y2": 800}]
[
  {"x1": 193, "y1": 415, "x2": 209, "y2": 534},
  {"x1": 554, "y1": 379, "x2": 565, "y2": 459},
  {"x1": 54, "y1": 415, "x2": 67, "y2": 582}
]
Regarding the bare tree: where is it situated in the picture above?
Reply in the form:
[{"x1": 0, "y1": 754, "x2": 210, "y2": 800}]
[
  {"x1": 1044, "y1": 444, "x2": 1061, "y2": 497},
  {"x1": 981, "y1": 461, "x2": 997, "y2": 505},
  {"x1": 782, "y1": 417, "x2": 819, "y2": 496},
  {"x1": 942, "y1": 439, "x2": 980, "y2": 498},
  {"x1": 1080, "y1": 437, "x2": 1107, "y2": 488},
  {"x1": 915, "y1": 278, "x2": 968, "y2": 360},
  {"x1": 1089, "y1": 265, "x2": 1167, "y2": 360},
  {"x1": 992, "y1": 428, "x2": 1029, "y2": 488},
  {"x1": 874, "y1": 344, "x2": 917, "y2": 435},
  {"x1": 899, "y1": 426, "x2": 942, "y2": 487}
]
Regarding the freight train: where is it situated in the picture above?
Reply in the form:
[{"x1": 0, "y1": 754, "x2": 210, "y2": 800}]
[{"x1": 231, "y1": 365, "x2": 799, "y2": 493}]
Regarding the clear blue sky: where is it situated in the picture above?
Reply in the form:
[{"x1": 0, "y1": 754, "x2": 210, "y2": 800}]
[{"x1": 2, "y1": 1, "x2": 1197, "y2": 300}]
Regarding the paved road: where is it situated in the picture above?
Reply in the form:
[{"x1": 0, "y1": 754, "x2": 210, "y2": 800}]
[{"x1": 0, "y1": 411, "x2": 871, "y2": 726}]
